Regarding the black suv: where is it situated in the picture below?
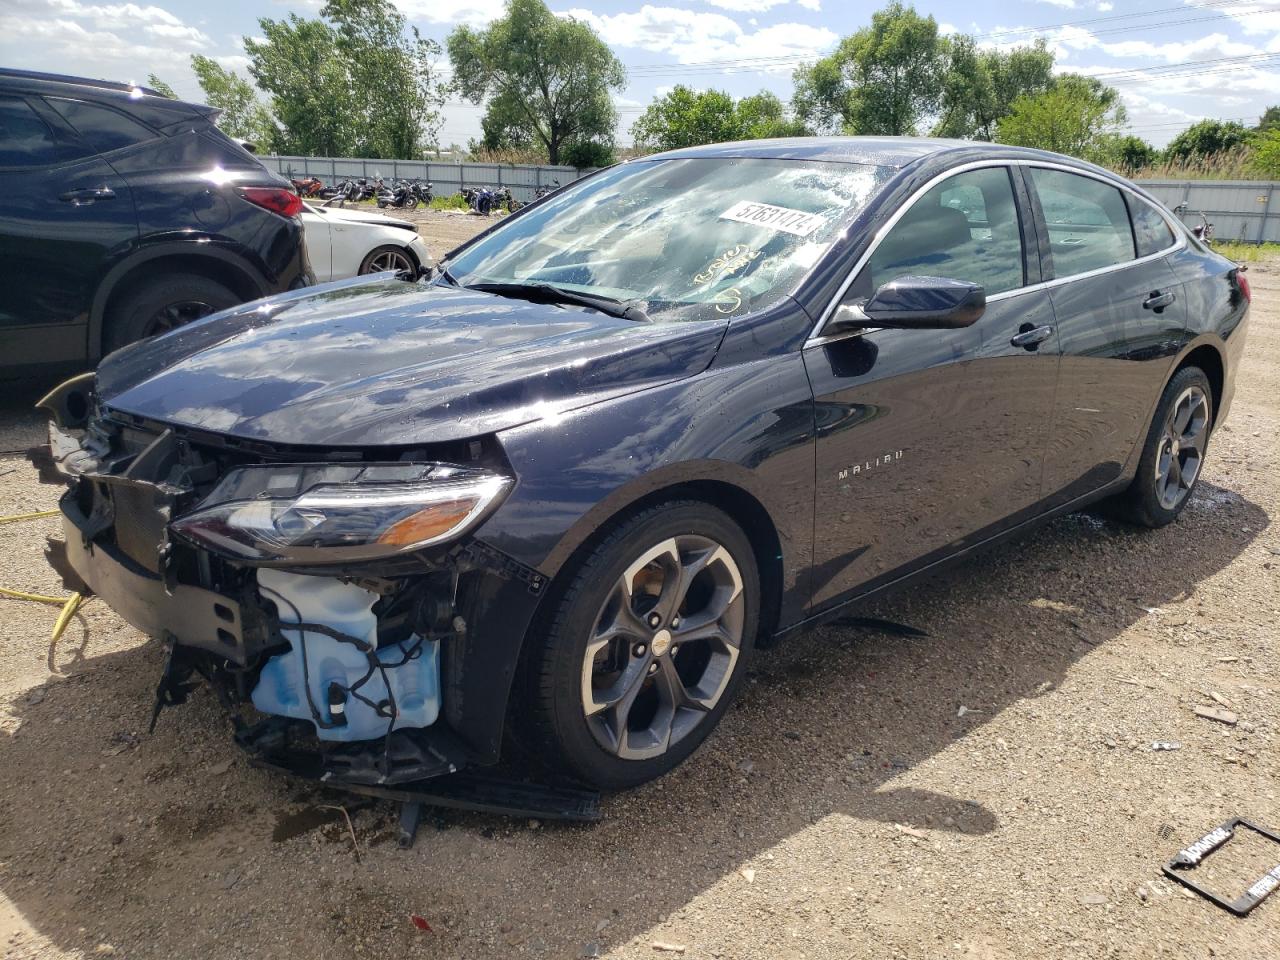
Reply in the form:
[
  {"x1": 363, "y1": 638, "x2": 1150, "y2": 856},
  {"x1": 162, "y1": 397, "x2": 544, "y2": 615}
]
[{"x1": 0, "y1": 69, "x2": 311, "y2": 377}]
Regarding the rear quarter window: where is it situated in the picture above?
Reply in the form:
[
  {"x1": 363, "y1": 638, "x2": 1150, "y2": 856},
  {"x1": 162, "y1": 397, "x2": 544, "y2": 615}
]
[
  {"x1": 46, "y1": 98, "x2": 158, "y2": 154},
  {"x1": 1128, "y1": 196, "x2": 1177, "y2": 258},
  {"x1": 0, "y1": 96, "x2": 84, "y2": 167}
]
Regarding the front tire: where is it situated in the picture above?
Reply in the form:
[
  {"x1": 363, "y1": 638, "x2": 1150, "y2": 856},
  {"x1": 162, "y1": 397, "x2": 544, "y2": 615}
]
[
  {"x1": 526, "y1": 502, "x2": 759, "y2": 790},
  {"x1": 1112, "y1": 365, "x2": 1214, "y2": 527},
  {"x1": 358, "y1": 245, "x2": 416, "y2": 276}
]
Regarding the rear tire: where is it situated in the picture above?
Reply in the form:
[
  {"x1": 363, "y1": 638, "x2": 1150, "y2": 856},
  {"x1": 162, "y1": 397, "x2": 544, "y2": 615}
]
[
  {"x1": 104, "y1": 273, "x2": 239, "y2": 353},
  {"x1": 525, "y1": 501, "x2": 759, "y2": 790},
  {"x1": 1111, "y1": 365, "x2": 1214, "y2": 527}
]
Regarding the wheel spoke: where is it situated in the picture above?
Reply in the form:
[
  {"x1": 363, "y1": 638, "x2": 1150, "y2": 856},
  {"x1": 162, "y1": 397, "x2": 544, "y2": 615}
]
[{"x1": 1172, "y1": 396, "x2": 1193, "y2": 435}]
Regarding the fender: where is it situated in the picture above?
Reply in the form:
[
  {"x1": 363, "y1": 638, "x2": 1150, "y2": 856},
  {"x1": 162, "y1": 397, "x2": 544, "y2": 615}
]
[{"x1": 87, "y1": 236, "x2": 271, "y2": 360}]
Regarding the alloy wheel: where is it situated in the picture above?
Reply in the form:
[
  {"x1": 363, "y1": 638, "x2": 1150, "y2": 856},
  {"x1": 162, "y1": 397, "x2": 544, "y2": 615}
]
[
  {"x1": 1155, "y1": 385, "x2": 1210, "y2": 510},
  {"x1": 362, "y1": 248, "x2": 414, "y2": 274},
  {"x1": 581, "y1": 535, "x2": 745, "y2": 760},
  {"x1": 142, "y1": 299, "x2": 217, "y2": 338}
]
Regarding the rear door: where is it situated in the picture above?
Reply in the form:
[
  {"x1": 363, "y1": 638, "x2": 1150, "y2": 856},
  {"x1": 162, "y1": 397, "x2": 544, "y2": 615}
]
[
  {"x1": 1024, "y1": 166, "x2": 1187, "y2": 507},
  {"x1": 802, "y1": 164, "x2": 1061, "y2": 610},
  {"x1": 0, "y1": 95, "x2": 136, "y2": 365}
]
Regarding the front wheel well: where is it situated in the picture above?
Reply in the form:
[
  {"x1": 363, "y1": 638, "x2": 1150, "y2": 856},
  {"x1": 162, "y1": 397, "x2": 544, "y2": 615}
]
[
  {"x1": 1175, "y1": 344, "x2": 1225, "y2": 426},
  {"x1": 546, "y1": 481, "x2": 786, "y2": 646}
]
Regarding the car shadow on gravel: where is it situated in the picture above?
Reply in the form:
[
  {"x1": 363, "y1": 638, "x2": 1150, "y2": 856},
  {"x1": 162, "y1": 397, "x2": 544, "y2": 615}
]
[{"x1": 0, "y1": 481, "x2": 1267, "y2": 958}]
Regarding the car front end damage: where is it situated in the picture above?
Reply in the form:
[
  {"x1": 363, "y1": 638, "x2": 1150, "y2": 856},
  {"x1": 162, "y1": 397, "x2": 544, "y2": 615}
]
[{"x1": 40, "y1": 375, "x2": 564, "y2": 804}]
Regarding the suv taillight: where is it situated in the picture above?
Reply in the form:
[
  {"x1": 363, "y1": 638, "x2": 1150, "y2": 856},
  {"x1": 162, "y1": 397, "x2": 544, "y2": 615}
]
[{"x1": 240, "y1": 187, "x2": 303, "y2": 219}]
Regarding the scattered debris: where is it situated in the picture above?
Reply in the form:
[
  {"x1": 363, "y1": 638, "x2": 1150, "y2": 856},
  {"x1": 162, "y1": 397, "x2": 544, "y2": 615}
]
[
  {"x1": 1035, "y1": 681, "x2": 1054, "y2": 695},
  {"x1": 319, "y1": 804, "x2": 360, "y2": 863},
  {"x1": 409, "y1": 914, "x2": 433, "y2": 932},
  {"x1": 1136, "y1": 887, "x2": 1150, "y2": 903},
  {"x1": 1194, "y1": 705, "x2": 1239, "y2": 726},
  {"x1": 208, "y1": 759, "x2": 233, "y2": 776},
  {"x1": 26, "y1": 686, "x2": 46, "y2": 705},
  {"x1": 1208, "y1": 691, "x2": 1234, "y2": 710},
  {"x1": 737, "y1": 759, "x2": 755, "y2": 775},
  {"x1": 739, "y1": 867, "x2": 756, "y2": 884},
  {"x1": 1151, "y1": 741, "x2": 1182, "y2": 751},
  {"x1": 582, "y1": 943, "x2": 602, "y2": 958},
  {"x1": 956, "y1": 705, "x2": 981, "y2": 718},
  {"x1": 1078, "y1": 892, "x2": 1108, "y2": 906},
  {"x1": 651, "y1": 941, "x2": 687, "y2": 953},
  {"x1": 1217, "y1": 656, "x2": 1240, "y2": 663},
  {"x1": 894, "y1": 823, "x2": 927, "y2": 839}
]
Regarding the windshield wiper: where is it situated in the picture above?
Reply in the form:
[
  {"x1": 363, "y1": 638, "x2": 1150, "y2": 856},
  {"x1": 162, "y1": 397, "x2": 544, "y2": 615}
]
[
  {"x1": 465, "y1": 281, "x2": 650, "y2": 323},
  {"x1": 433, "y1": 262, "x2": 460, "y2": 286}
]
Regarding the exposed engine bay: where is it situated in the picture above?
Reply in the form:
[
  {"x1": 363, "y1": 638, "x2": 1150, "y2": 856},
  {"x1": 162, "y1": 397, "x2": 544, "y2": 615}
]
[{"x1": 37, "y1": 374, "x2": 596, "y2": 819}]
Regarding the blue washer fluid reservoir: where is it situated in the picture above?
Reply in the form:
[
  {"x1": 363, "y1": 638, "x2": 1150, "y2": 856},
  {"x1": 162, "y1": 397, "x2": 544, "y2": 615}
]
[{"x1": 252, "y1": 568, "x2": 440, "y2": 742}]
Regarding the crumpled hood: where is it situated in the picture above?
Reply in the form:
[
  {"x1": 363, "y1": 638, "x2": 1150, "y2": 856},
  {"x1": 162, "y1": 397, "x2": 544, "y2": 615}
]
[{"x1": 96, "y1": 278, "x2": 727, "y2": 447}]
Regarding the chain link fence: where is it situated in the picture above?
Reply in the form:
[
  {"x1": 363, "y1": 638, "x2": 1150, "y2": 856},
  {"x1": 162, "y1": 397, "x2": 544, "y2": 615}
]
[{"x1": 261, "y1": 155, "x2": 595, "y2": 204}]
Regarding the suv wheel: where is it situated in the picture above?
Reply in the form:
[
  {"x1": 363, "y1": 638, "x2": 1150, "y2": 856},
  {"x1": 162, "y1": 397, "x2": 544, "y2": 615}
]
[
  {"x1": 1112, "y1": 365, "x2": 1214, "y2": 527},
  {"x1": 527, "y1": 502, "x2": 758, "y2": 790},
  {"x1": 105, "y1": 273, "x2": 239, "y2": 352}
]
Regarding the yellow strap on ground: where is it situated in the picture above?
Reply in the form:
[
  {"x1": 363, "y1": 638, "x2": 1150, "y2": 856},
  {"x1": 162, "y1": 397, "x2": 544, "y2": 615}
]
[
  {"x1": 49, "y1": 591, "x2": 85, "y2": 650},
  {"x1": 0, "y1": 510, "x2": 59, "y2": 525},
  {"x1": 0, "y1": 586, "x2": 67, "y2": 606}
]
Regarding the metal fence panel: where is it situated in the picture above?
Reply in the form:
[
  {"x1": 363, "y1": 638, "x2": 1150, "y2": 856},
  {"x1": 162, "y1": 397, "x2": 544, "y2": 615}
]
[
  {"x1": 264, "y1": 155, "x2": 591, "y2": 203},
  {"x1": 1135, "y1": 178, "x2": 1279, "y2": 243}
]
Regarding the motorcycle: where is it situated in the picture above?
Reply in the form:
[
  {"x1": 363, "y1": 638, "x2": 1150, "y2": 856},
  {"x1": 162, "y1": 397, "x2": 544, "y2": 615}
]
[
  {"x1": 465, "y1": 186, "x2": 499, "y2": 216},
  {"x1": 1174, "y1": 202, "x2": 1214, "y2": 245},
  {"x1": 533, "y1": 179, "x2": 560, "y2": 201},
  {"x1": 496, "y1": 186, "x2": 522, "y2": 213},
  {"x1": 290, "y1": 176, "x2": 324, "y2": 197},
  {"x1": 412, "y1": 180, "x2": 434, "y2": 206},
  {"x1": 322, "y1": 179, "x2": 361, "y2": 208},
  {"x1": 376, "y1": 179, "x2": 419, "y2": 210}
]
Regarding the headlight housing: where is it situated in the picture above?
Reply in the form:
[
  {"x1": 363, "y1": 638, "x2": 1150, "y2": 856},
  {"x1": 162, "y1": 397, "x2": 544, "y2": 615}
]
[{"x1": 169, "y1": 462, "x2": 512, "y2": 564}]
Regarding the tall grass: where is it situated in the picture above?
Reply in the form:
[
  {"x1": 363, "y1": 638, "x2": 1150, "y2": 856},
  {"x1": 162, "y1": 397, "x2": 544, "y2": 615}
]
[
  {"x1": 1121, "y1": 145, "x2": 1261, "y2": 181},
  {"x1": 1212, "y1": 240, "x2": 1280, "y2": 263}
]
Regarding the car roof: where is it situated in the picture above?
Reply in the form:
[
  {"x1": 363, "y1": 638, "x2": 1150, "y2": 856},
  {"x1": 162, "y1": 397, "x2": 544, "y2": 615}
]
[
  {"x1": 643, "y1": 136, "x2": 1110, "y2": 173},
  {"x1": 0, "y1": 68, "x2": 213, "y2": 121}
]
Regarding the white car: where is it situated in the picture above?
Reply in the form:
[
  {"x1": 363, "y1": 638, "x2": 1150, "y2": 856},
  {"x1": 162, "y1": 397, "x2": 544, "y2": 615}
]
[{"x1": 300, "y1": 203, "x2": 433, "y2": 281}]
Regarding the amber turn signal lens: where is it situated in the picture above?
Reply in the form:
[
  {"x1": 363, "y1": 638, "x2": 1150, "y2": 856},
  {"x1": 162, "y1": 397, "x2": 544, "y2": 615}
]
[{"x1": 377, "y1": 499, "x2": 477, "y2": 546}]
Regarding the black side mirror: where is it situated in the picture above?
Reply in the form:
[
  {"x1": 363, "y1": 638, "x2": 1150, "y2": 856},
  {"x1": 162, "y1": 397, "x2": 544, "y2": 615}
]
[{"x1": 826, "y1": 276, "x2": 986, "y2": 334}]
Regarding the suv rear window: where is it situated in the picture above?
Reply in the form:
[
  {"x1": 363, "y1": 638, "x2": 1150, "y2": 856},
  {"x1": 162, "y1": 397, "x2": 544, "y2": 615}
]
[
  {"x1": 0, "y1": 97, "x2": 82, "y2": 167},
  {"x1": 47, "y1": 98, "x2": 157, "y2": 154}
]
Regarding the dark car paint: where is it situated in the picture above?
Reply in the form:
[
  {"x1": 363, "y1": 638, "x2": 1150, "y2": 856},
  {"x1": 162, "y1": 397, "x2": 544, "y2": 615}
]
[
  {"x1": 71, "y1": 138, "x2": 1249, "y2": 765},
  {"x1": 0, "y1": 70, "x2": 309, "y2": 375},
  {"x1": 95, "y1": 279, "x2": 729, "y2": 446}
]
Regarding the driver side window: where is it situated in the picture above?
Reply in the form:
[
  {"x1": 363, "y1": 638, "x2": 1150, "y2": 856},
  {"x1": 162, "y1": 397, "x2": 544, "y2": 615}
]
[{"x1": 849, "y1": 166, "x2": 1025, "y2": 301}]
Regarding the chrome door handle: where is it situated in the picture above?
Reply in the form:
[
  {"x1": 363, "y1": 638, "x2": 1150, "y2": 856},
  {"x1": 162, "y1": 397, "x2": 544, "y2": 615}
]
[
  {"x1": 1010, "y1": 324, "x2": 1054, "y2": 350},
  {"x1": 59, "y1": 186, "x2": 116, "y2": 205},
  {"x1": 1143, "y1": 290, "x2": 1176, "y2": 312}
]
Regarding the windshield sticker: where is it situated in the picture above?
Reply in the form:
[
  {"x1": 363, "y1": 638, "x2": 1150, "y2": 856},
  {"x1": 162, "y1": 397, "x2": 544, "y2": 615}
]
[
  {"x1": 693, "y1": 244, "x2": 762, "y2": 285},
  {"x1": 719, "y1": 200, "x2": 827, "y2": 237},
  {"x1": 714, "y1": 286, "x2": 743, "y2": 314}
]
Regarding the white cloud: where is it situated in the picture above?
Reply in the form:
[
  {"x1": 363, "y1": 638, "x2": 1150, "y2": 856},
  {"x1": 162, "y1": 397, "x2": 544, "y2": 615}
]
[
  {"x1": 1032, "y1": 0, "x2": 1076, "y2": 8},
  {"x1": 561, "y1": 5, "x2": 836, "y2": 69},
  {"x1": 797, "y1": 0, "x2": 821, "y2": 10},
  {"x1": 1195, "y1": 0, "x2": 1280, "y2": 38},
  {"x1": 1096, "y1": 1, "x2": 1113, "y2": 10},
  {"x1": 705, "y1": 0, "x2": 791, "y2": 11},
  {"x1": 393, "y1": 0, "x2": 506, "y2": 27}
]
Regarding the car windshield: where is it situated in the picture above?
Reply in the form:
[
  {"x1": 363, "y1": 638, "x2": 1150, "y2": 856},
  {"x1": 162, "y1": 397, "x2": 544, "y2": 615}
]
[{"x1": 446, "y1": 157, "x2": 893, "y2": 322}]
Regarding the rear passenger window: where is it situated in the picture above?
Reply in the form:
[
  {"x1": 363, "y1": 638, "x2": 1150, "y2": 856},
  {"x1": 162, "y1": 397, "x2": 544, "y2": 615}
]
[
  {"x1": 862, "y1": 166, "x2": 1024, "y2": 296},
  {"x1": 1128, "y1": 196, "x2": 1176, "y2": 258},
  {"x1": 47, "y1": 99, "x2": 157, "y2": 154},
  {"x1": 1029, "y1": 168, "x2": 1135, "y2": 276},
  {"x1": 0, "y1": 97, "x2": 83, "y2": 167}
]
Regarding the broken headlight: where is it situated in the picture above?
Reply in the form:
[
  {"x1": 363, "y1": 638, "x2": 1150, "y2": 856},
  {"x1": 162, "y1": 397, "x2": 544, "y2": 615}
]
[{"x1": 169, "y1": 462, "x2": 512, "y2": 564}]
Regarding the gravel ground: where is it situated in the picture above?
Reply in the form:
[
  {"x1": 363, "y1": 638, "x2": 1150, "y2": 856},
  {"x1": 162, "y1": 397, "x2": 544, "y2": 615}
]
[{"x1": 0, "y1": 248, "x2": 1277, "y2": 960}]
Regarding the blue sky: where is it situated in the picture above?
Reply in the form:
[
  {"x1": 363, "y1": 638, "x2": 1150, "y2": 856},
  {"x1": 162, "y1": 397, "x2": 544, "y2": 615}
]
[{"x1": 2, "y1": 0, "x2": 1279, "y2": 148}]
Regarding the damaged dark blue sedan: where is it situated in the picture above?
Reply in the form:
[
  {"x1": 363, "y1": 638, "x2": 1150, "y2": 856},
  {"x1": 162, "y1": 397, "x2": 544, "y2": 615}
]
[{"x1": 41, "y1": 138, "x2": 1250, "y2": 795}]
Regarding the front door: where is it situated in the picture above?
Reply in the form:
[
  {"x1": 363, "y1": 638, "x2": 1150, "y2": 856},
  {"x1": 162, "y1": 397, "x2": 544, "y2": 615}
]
[{"x1": 802, "y1": 164, "x2": 1061, "y2": 610}]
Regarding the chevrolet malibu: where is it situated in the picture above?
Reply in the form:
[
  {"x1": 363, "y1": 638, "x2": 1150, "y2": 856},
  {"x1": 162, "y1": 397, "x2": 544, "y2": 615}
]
[{"x1": 41, "y1": 138, "x2": 1250, "y2": 793}]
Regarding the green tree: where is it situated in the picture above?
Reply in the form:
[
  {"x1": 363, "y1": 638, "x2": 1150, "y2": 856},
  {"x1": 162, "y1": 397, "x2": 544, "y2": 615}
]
[
  {"x1": 933, "y1": 37, "x2": 1054, "y2": 141},
  {"x1": 631, "y1": 86, "x2": 803, "y2": 151},
  {"x1": 561, "y1": 139, "x2": 615, "y2": 168},
  {"x1": 1164, "y1": 119, "x2": 1249, "y2": 161},
  {"x1": 1097, "y1": 133, "x2": 1158, "y2": 171},
  {"x1": 791, "y1": 2, "x2": 945, "y2": 136},
  {"x1": 1252, "y1": 128, "x2": 1280, "y2": 178},
  {"x1": 1258, "y1": 106, "x2": 1280, "y2": 135},
  {"x1": 995, "y1": 75, "x2": 1126, "y2": 160},
  {"x1": 146, "y1": 74, "x2": 177, "y2": 99},
  {"x1": 448, "y1": 0, "x2": 625, "y2": 165},
  {"x1": 321, "y1": 0, "x2": 445, "y2": 158},
  {"x1": 190, "y1": 55, "x2": 278, "y2": 150},
  {"x1": 245, "y1": 16, "x2": 353, "y2": 156}
]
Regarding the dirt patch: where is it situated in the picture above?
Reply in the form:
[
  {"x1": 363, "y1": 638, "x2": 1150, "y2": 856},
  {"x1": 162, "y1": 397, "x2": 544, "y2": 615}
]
[{"x1": 0, "y1": 258, "x2": 1277, "y2": 958}]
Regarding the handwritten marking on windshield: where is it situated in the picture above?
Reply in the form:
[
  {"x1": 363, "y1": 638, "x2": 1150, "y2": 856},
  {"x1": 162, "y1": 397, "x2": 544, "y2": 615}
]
[{"x1": 694, "y1": 245, "x2": 762, "y2": 285}]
